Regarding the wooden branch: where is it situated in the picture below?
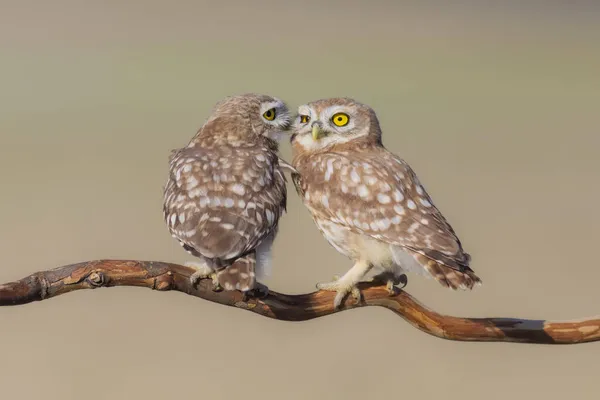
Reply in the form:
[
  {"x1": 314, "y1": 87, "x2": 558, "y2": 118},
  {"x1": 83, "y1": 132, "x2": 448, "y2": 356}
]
[{"x1": 1, "y1": 259, "x2": 598, "y2": 344}]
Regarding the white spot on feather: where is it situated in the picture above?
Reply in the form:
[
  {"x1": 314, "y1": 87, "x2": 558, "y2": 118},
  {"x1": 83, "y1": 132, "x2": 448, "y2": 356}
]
[
  {"x1": 224, "y1": 198, "x2": 234, "y2": 208},
  {"x1": 229, "y1": 183, "x2": 245, "y2": 196},
  {"x1": 377, "y1": 193, "x2": 391, "y2": 204},
  {"x1": 358, "y1": 185, "x2": 370, "y2": 198},
  {"x1": 420, "y1": 198, "x2": 432, "y2": 207}
]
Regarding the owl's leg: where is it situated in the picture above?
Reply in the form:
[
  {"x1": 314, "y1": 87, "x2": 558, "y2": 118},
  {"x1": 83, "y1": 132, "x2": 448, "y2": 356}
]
[
  {"x1": 316, "y1": 260, "x2": 372, "y2": 309},
  {"x1": 184, "y1": 260, "x2": 221, "y2": 291}
]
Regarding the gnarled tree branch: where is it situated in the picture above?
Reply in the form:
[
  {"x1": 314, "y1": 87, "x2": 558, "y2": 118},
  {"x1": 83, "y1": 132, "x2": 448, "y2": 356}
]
[{"x1": 1, "y1": 259, "x2": 598, "y2": 344}]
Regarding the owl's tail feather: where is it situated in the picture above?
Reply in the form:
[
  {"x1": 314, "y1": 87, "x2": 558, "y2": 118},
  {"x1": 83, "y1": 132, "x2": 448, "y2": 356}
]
[
  {"x1": 417, "y1": 254, "x2": 482, "y2": 290},
  {"x1": 216, "y1": 252, "x2": 256, "y2": 292}
]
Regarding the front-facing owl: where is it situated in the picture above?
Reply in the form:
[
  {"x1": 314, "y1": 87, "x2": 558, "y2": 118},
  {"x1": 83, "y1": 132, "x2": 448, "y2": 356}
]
[
  {"x1": 290, "y1": 98, "x2": 481, "y2": 309},
  {"x1": 163, "y1": 93, "x2": 290, "y2": 295}
]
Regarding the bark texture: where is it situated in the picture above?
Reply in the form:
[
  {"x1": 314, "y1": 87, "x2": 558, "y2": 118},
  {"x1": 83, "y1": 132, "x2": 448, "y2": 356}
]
[{"x1": 1, "y1": 259, "x2": 598, "y2": 344}]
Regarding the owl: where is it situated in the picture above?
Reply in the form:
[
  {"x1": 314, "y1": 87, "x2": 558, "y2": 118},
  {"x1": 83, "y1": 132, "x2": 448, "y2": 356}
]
[
  {"x1": 290, "y1": 98, "x2": 481, "y2": 309},
  {"x1": 163, "y1": 93, "x2": 290, "y2": 295}
]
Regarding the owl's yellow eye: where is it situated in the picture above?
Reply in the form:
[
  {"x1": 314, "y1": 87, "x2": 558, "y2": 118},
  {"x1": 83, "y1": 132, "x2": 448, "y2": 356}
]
[
  {"x1": 300, "y1": 115, "x2": 310, "y2": 124},
  {"x1": 331, "y1": 112, "x2": 350, "y2": 127},
  {"x1": 263, "y1": 108, "x2": 276, "y2": 121}
]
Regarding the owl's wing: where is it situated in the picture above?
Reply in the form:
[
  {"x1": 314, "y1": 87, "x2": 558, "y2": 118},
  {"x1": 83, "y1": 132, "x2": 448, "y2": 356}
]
[
  {"x1": 296, "y1": 149, "x2": 472, "y2": 272},
  {"x1": 164, "y1": 145, "x2": 286, "y2": 263}
]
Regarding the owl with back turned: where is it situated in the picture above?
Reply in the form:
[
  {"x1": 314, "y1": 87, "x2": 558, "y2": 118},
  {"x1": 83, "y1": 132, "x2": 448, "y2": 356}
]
[
  {"x1": 163, "y1": 93, "x2": 290, "y2": 295},
  {"x1": 290, "y1": 97, "x2": 481, "y2": 309}
]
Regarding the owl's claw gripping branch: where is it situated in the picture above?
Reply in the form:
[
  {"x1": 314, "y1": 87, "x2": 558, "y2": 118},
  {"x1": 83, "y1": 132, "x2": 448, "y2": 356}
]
[{"x1": 1, "y1": 259, "x2": 599, "y2": 345}]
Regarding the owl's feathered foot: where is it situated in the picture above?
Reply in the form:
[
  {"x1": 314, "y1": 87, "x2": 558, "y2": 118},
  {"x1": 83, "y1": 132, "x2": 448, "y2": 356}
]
[
  {"x1": 316, "y1": 275, "x2": 362, "y2": 310},
  {"x1": 185, "y1": 261, "x2": 222, "y2": 292}
]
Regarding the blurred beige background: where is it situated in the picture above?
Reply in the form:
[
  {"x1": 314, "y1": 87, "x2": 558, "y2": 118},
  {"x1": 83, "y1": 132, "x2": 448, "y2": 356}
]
[{"x1": 1, "y1": 1, "x2": 600, "y2": 399}]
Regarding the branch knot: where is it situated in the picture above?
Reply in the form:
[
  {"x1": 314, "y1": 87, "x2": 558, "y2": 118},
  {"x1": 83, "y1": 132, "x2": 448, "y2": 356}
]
[{"x1": 86, "y1": 271, "x2": 107, "y2": 288}]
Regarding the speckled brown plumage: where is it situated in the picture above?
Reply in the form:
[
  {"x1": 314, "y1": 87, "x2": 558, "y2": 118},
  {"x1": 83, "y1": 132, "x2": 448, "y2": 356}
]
[
  {"x1": 291, "y1": 98, "x2": 481, "y2": 308},
  {"x1": 163, "y1": 93, "x2": 290, "y2": 292}
]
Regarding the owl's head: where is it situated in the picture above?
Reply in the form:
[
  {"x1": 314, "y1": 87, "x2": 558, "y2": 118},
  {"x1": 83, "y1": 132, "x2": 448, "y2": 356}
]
[
  {"x1": 290, "y1": 98, "x2": 382, "y2": 152},
  {"x1": 205, "y1": 93, "x2": 291, "y2": 142}
]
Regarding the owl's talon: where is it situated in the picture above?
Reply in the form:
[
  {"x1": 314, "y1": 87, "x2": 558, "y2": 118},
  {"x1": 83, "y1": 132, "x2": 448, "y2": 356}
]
[
  {"x1": 386, "y1": 280, "x2": 398, "y2": 296},
  {"x1": 185, "y1": 261, "x2": 218, "y2": 289},
  {"x1": 317, "y1": 280, "x2": 362, "y2": 310}
]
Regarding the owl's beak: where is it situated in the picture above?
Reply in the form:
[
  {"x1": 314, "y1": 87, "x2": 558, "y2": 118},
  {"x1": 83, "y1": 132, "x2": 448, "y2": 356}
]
[{"x1": 311, "y1": 121, "x2": 323, "y2": 141}]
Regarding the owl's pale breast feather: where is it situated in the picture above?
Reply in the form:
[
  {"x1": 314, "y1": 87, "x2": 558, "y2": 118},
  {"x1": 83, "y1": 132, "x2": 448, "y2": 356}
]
[
  {"x1": 292, "y1": 147, "x2": 471, "y2": 272},
  {"x1": 164, "y1": 144, "x2": 286, "y2": 263}
]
